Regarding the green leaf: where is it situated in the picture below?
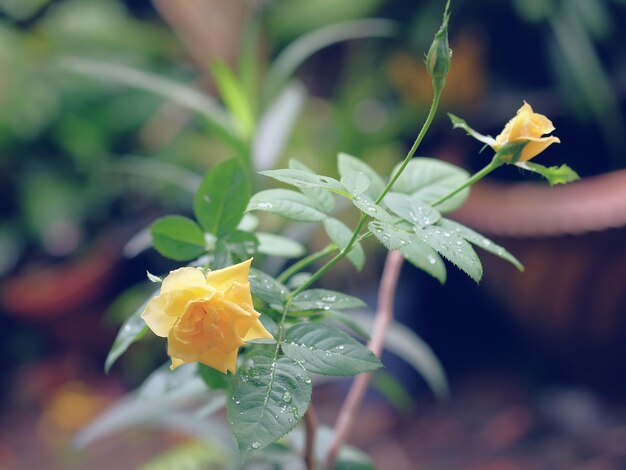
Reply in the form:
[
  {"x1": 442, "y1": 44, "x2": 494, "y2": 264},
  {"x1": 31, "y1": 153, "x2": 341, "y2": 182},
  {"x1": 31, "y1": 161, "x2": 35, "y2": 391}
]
[
  {"x1": 151, "y1": 215, "x2": 206, "y2": 261},
  {"x1": 258, "y1": 314, "x2": 280, "y2": 339},
  {"x1": 390, "y1": 158, "x2": 470, "y2": 213},
  {"x1": 283, "y1": 323, "x2": 381, "y2": 376},
  {"x1": 256, "y1": 232, "x2": 305, "y2": 258},
  {"x1": 288, "y1": 159, "x2": 335, "y2": 213},
  {"x1": 448, "y1": 113, "x2": 496, "y2": 147},
  {"x1": 340, "y1": 171, "x2": 371, "y2": 195},
  {"x1": 224, "y1": 230, "x2": 258, "y2": 261},
  {"x1": 249, "y1": 268, "x2": 289, "y2": 305},
  {"x1": 338, "y1": 152, "x2": 386, "y2": 199},
  {"x1": 323, "y1": 218, "x2": 365, "y2": 271},
  {"x1": 368, "y1": 221, "x2": 413, "y2": 250},
  {"x1": 198, "y1": 363, "x2": 230, "y2": 391},
  {"x1": 105, "y1": 298, "x2": 151, "y2": 372},
  {"x1": 384, "y1": 192, "x2": 441, "y2": 227},
  {"x1": 290, "y1": 289, "x2": 366, "y2": 312},
  {"x1": 324, "y1": 310, "x2": 371, "y2": 340},
  {"x1": 519, "y1": 162, "x2": 581, "y2": 186},
  {"x1": 415, "y1": 226, "x2": 483, "y2": 283},
  {"x1": 211, "y1": 60, "x2": 255, "y2": 139},
  {"x1": 228, "y1": 354, "x2": 311, "y2": 459},
  {"x1": 194, "y1": 159, "x2": 251, "y2": 236},
  {"x1": 399, "y1": 240, "x2": 447, "y2": 284},
  {"x1": 260, "y1": 168, "x2": 350, "y2": 198},
  {"x1": 247, "y1": 189, "x2": 327, "y2": 222},
  {"x1": 439, "y1": 219, "x2": 523, "y2": 271},
  {"x1": 352, "y1": 193, "x2": 397, "y2": 223}
]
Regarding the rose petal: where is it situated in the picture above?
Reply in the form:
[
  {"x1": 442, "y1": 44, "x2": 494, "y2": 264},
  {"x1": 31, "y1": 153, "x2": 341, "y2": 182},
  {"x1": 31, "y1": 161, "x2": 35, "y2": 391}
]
[
  {"x1": 161, "y1": 267, "x2": 207, "y2": 293},
  {"x1": 198, "y1": 347, "x2": 238, "y2": 374},
  {"x1": 520, "y1": 135, "x2": 560, "y2": 162},
  {"x1": 140, "y1": 295, "x2": 179, "y2": 337},
  {"x1": 243, "y1": 318, "x2": 274, "y2": 342},
  {"x1": 205, "y1": 259, "x2": 252, "y2": 290}
]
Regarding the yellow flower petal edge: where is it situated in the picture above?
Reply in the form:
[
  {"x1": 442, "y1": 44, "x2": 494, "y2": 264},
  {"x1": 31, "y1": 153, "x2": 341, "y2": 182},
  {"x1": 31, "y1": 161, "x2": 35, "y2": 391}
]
[
  {"x1": 140, "y1": 258, "x2": 273, "y2": 374},
  {"x1": 493, "y1": 101, "x2": 560, "y2": 162}
]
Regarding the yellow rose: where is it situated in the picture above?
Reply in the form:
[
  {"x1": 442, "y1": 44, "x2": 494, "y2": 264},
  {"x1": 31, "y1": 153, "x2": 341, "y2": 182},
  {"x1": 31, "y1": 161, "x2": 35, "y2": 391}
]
[
  {"x1": 141, "y1": 259, "x2": 273, "y2": 374},
  {"x1": 493, "y1": 101, "x2": 560, "y2": 162}
]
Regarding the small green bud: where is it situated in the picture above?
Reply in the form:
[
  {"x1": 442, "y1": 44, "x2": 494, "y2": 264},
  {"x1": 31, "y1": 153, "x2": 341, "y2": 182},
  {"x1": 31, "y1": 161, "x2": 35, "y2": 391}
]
[{"x1": 425, "y1": 0, "x2": 452, "y2": 89}]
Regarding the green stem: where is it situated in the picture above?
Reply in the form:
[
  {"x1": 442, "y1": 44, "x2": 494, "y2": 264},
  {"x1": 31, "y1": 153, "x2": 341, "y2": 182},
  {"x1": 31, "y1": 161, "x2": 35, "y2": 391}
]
[
  {"x1": 277, "y1": 244, "x2": 337, "y2": 283},
  {"x1": 375, "y1": 84, "x2": 443, "y2": 204},
  {"x1": 431, "y1": 156, "x2": 502, "y2": 208},
  {"x1": 287, "y1": 84, "x2": 445, "y2": 301}
]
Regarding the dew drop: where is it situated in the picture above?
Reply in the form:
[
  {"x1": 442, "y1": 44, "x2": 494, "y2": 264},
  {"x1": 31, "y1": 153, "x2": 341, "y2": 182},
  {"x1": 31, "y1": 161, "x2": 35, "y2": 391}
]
[
  {"x1": 337, "y1": 345, "x2": 345, "y2": 350},
  {"x1": 427, "y1": 255, "x2": 437, "y2": 265},
  {"x1": 304, "y1": 378, "x2": 312, "y2": 384},
  {"x1": 282, "y1": 392, "x2": 292, "y2": 403},
  {"x1": 252, "y1": 442, "x2": 261, "y2": 449}
]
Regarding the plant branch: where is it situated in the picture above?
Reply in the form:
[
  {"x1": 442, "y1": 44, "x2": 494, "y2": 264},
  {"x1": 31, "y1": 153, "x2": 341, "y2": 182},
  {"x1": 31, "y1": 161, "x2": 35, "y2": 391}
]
[
  {"x1": 375, "y1": 86, "x2": 442, "y2": 204},
  {"x1": 304, "y1": 404, "x2": 319, "y2": 470},
  {"x1": 431, "y1": 155, "x2": 502, "y2": 208},
  {"x1": 287, "y1": 86, "x2": 443, "y2": 299},
  {"x1": 277, "y1": 244, "x2": 337, "y2": 283},
  {"x1": 325, "y1": 250, "x2": 405, "y2": 468}
]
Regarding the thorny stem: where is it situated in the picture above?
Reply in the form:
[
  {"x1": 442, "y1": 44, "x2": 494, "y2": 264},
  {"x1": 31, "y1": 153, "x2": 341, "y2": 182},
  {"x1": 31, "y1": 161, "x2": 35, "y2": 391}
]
[
  {"x1": 325, "y1": 251, "x2": 405, "y2": 468},
  {"x1": 304, "y1": 404, "x2": 319, "y2": 470}
]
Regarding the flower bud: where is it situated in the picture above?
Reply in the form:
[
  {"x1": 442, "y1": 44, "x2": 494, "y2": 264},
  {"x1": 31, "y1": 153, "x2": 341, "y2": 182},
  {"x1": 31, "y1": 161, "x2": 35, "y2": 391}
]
[{"x1": 425, "y1": 2, "x2": 452, "y2": 88}]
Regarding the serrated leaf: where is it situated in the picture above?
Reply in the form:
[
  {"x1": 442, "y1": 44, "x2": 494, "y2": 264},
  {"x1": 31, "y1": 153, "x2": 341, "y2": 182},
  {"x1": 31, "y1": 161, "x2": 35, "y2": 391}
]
[
  {"x1": 368, "y1": 221, "x2": 413, "y2": 250},
  {"x1": 288, "y1": 159, "x2": 335, "y2": 213},
  {"x1": 390, "y1": 158, "x2": 470, "y2": 213},
  {"x1": 352, "y1": 193, "x2": 397, "y2": 223},
  {"x1": 384, "y1": 192, "x2": 441, "y2": 227},
  {"x1": 105, "y1": 298, "x2": 151, "y2": 372},
  {"x1": 448, "y1": 113, "x2": 496, "y2": 146},
  {"x1": 438, "y1": 218, "x2": 523, "y2": 271},
  {"x1": 256, "y1": 232, "x2": 305, "y2": 258},
  {"x1": 519, "y1": 162, "x2": 580, "y2": 186},
  {"x1": 290, "y1": 289, "x2": 366, "y2": 312},
  {"x1": 260, "y1": 168, "x2": 350, "y2": 198},
  {"x1": 338, "y1": 152, "x2": 386, "y2": 199},
  {"x1": 211, "y1": 60, "x2": 255, "y2": 139},
  {"x1": 341, "y1": 171, "x2": 370, "y2": 195},
  {"x1": 151, "y1": 215, "x2": 206, "y2": 261},
  {"x1": 399, "y1": 240, "x2": 447, "y2": 284},
  {"x1": 228, "y1": 354, "x2": 311, "y2": 459},
  {"x1": 415, "y1": 226, "x2": 483, "y2": 283},
  {"x1": 249, "y1": 268, "x2": 289, "y2": 305},
  {"x1": 323, "y1": 218, "x2": 365, "y2": 271},
  {"x1": 198, "y1": 363, "x2": 230, "y2": 391},
  {"x1": 283, "y1": 323, "x2": 381, "y2": 376},
  {"x1": 247, "y1": 189, "x2": 327, "y2": 222},
  {"x1": 194, "y1": 159, "x2": 251, "y2": 236}
]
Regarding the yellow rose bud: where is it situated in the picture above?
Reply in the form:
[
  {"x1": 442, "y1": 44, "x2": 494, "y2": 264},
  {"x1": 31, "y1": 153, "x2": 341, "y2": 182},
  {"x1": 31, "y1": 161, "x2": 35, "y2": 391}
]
[
  {"x1": 493, "y1": 101, "x2": 560, "y2": 162},
  {"x1": 141, "y1": 259, "x2": 273, "y2": 374}
]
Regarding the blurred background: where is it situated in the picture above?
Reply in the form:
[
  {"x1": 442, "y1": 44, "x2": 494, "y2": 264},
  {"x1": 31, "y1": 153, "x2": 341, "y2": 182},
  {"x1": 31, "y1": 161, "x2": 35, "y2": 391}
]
[{"x1": 2, "y1": 0, "x2": 626, "y2": 468}]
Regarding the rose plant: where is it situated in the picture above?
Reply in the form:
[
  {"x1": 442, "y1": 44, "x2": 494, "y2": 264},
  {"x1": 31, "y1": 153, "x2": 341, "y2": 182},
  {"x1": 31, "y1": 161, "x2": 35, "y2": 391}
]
[{"x1": 94, "y1": 2, "x2": 579, "y2": 468}]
